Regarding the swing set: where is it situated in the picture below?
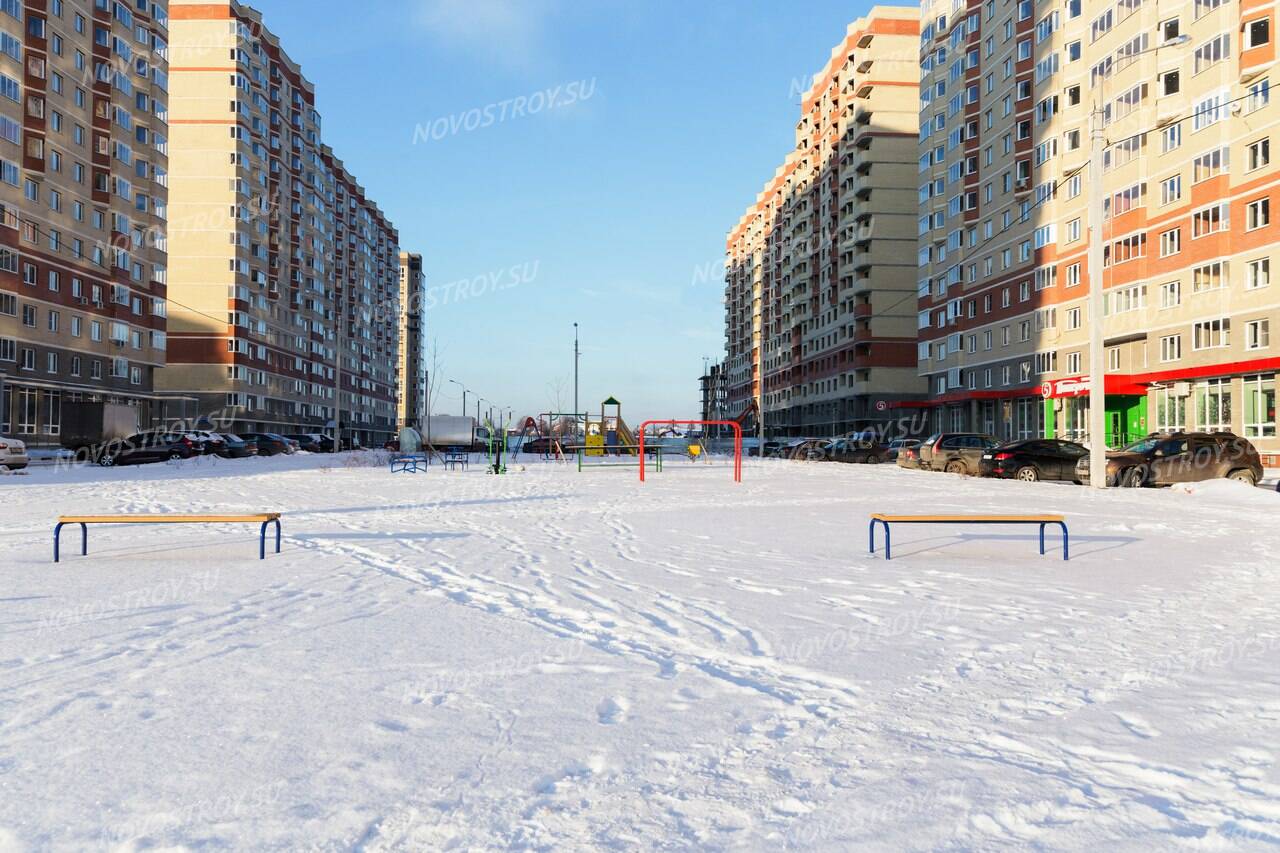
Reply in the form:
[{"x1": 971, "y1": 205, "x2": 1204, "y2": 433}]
[{"x1": 638, "y1": 420, "x2": 742, "y2": 483}]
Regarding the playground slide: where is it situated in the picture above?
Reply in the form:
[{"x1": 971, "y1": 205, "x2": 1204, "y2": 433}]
[{"x1": 616, "y1": 418, "x2": 639, "y2": 455}]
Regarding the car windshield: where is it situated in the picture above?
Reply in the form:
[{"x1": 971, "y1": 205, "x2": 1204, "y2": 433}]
[{"x1": 1123, "y1": 437, "x2": 1161, "y2": 453}]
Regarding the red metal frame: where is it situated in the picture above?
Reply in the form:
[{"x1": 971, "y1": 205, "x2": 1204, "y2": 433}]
[{"x1": 638, "y1": 420, "x2": 742, "y2": 483}]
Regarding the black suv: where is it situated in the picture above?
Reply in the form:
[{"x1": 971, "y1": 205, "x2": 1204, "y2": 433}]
[
  {"x1": 1077, "y1": 432, "x2": 1264, "y2": 487},
  {"x1": 98, "y1": 432, "x2": 197, "y2": 466}
]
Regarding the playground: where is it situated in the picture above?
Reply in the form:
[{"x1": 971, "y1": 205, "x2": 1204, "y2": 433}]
[{"x1": 2, "y1": 453, "x2": 1279, "y2": 849}]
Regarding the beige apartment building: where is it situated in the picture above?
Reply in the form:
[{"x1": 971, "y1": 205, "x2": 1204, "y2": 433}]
[
  {"x1": 158, "y1": 1, "x2": 400, "y2": 447},
  {"x1": 916, "y1": 0, "x2": 1278, "y2": 458},
  {"x1": 397, "y1": 250, "x2": 424, "y2": 430},
  {"x1": 325, "y1": 146, "x2": 399, "y2": 445},
  {"x1": 1, "y1": 0, "x2": 175, "y2": 446},
  {"x1": 725, "y1": 7, "x2": 925, "y2": 437}
]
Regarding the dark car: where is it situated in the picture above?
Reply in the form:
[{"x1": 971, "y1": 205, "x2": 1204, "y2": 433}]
[
  {"x1": 980, "y1": 438, "x2": 1089, "y2": 483},
  {"x1": 239, "y1": 432, "x2": 292, "y2": 456},
  {"x1": 783, "y1": 438, "x2": 833, "y2": 461},
  {"x1": 98, "y1": 432, "x2": 197, "y2": 467},
  {"x1": 920, "y1": 432, "x2": 1002, "y2": 475},
  {"x1": 1077, "y1": 432, "x2": 1264, "y2": 487},
  {"x1": 188, "y1": 430, "x2": 226, "y2": 456},
  {"x1": 521, "y1": 436, "x2": 568, "y2": 455},
  {"x1": 285, "y1": 433, "x2": 330, "y2": 453},
  {"x1": 215, "y1": 433, "x2": 258, "y2": 459},
  {"x1": 833, "y1": 437, "x2": 890, "y2": 464}
]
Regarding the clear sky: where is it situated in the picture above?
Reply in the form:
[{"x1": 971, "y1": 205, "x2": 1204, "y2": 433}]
[{"x1": 250, "y1": 0, "x2": 885, "y2": 423}]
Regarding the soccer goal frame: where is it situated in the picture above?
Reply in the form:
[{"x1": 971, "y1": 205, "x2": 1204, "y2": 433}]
[{"x1": 638, "y1": 420, "x2": 742, "y2": 483}]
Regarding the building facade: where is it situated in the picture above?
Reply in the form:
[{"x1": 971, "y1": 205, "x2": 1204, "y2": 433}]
[
  {"x1": 916, "y1": 0, "x2": 1278, "y2": 456},
  {"x1": 397, "y1": 250, "x2": 423, "y2": 430},
  {"x1": 325, "y1": 146, "x2": 399, "y2": 446},
  {"x1": 158, "y1": 1, "x2": 399, "y2": 447},
  {"x1": 1, "y1": 0, "x2": 175, "y2": 446},
  {"x1": 725, "y1": 7, "x2": 925, "y2": 438}
]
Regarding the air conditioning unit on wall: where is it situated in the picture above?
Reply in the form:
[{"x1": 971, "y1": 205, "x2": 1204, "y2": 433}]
[{"x1": 1171, "y1": 382, "x2": 1191, "y2": 397}]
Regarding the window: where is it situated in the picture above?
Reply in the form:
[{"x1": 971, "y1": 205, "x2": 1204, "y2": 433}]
[
  {"x1": 1160, "y1": 281, "x2": 1181, "y2": 308},
  {"x1": 1247, "y1": 198, "x2": 1271, "y2": 230},
  {"x1": 1192, "y1": 90, "x2": 1228, "y2": 130},
  {"x1": 1160, "y1": 334, "x2": 1182, "y2": 362},
  {"x1": 1249, "y1": 138, "x2": 1271, "y2": 172},
  {"x1": 1193, "y1": 34, "x2": 1230, "y2": 74},
  {"x1": 1107, "y1": 348, "x2": 1121, "y2": 371},
  {"x1": 1247, "y1": 319, "x2": 1271, "y2": 350},
  {"x1": 1192, "y1": 203, "x2": 1228, "y2": 237},
  {"x1": 1196, "y1": 379, "x2": 1232, "y2": 431},
  {"x1": 1243, "y1": 375, "x2": 1276, "y2": 437},
  {"x1": 1160, "y1": 175, "x2": 1181, "y2": 205},
  {"x1": 1066, "y1": 307, "x2": 1082, "y2": 330},
  {"x1": 1107, "y1": 284, "x2": 1146, "y2": 314},
  {"x1": 1194, "y1": 261, "x2": 1227, "y2": 292},
  {"x1": 1193, "y1": 318, "x2": 1230, "y2": 350},
  {"x1": 1193, "y1": 147, "x2": 1228, "y2": 182},
  {"x1": 1246, "y1": 17, "x2": 1270, "y2": 49},
  {"x1": 1160, "y1": 70, "x2": 1180, "y2": 96},
  {"x1": 1160, "y1": 228, "x2": 1180, "y2": 257},
  {"x1": 1161, "y1": 124, "x2": 1181, "y2": 153},
  {"x1": 1247, "y1": 258, "x2": 1271, "y2": 289}
]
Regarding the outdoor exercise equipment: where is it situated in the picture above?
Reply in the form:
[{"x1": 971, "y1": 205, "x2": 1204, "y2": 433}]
[{"x1": 638, "y1": 420, "x2": 742, "y2": 483}]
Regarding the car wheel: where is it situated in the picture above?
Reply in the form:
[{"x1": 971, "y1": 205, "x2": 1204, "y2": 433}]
[
  {"x1": 867, "y1": 454, "x2": 881, "y2": 465},
  {"x1": 98, "y1": 455, "x2": 116, "y2": 467},
  {"x1": 168, "y1": 452, "x2": 183, "y2": 461},
  {"x1": 1015, "y1": 465, "x2": 1040, "y2": 483},
  {"x1": 1227, "y1": 469, "x2": 1257, "y2": 486},
  {"x1": 945, "y1": 461, "x2": 966, "y2": 475},
  {"x1": 1122, "y1": 467, "x2": 1146, "y2": 488}
]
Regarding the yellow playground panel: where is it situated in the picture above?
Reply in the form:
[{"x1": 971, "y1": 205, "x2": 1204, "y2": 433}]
[{"x1": 584, "y1": 396, "x2": 637, "y2": 456}]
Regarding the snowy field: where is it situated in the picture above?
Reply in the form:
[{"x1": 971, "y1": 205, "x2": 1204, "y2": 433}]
[{"x1": 2, "y1": 451, "x2": 1279, "y2": 851}]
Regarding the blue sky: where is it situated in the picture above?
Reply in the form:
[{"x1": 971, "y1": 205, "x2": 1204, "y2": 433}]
[{"x1": 251, "y1": 0, "x2": 882, "y2": 422}]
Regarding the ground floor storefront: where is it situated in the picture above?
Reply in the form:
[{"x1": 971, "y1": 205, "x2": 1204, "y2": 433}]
[
  {"x1": 911, "y1": 370, "x2": 1279, "y2": 464},
  {"x1": 0, "y1": 380, "x2": 199, "y2": 449}
]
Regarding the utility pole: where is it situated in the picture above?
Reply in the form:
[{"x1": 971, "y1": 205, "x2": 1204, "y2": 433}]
[
  {"x1": 1087, "y1": 97, "x2": 1107, "y2": 489},
  {"x1": 573, "y1": 322, "x2": 580, "y2": 438},
  {"x1": 449, "y1": 379, "x2": 466, "y2": 419}
]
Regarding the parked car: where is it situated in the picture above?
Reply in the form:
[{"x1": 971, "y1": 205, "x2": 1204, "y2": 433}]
[
  {"x1": 238, "y1": 432, "x2": 292, "y2": 457},
  {"x1": 833, "y1": 437, "x2": 890, "y2": 464},
  {"x1": 1077, "y1": 432, "x2": 1263, "y2": 487},
  {"x1": 283, "y1": 437, "x2": 301, "y2": 454},
  {"x1": 215, "y1": 433, "x2": 258, "y2": 459},
  {"x1": 187, "y1": 430, "x2": 227, "y2": 456},
  {"x1": 0, "y1": 435, "x2": 30, "y2": 470},
  {"x1": 921, "y1": 432, "x2": 1002, "y2": 475},
  {"x1": 98, "y1": 432, "x2": 197, "y2": 466},
  {"x1": 979, "y1": 438, "x2": 1089, "y2": 482},
  {"x1": 885, "y1": 438, "x2": 920, "y2": 462},
  {"x1": 896, "y1": 442, "x2": 926, "y2": 470},
  {"x1": 783, "y1": 438, "x2": 833, "y2": 460},
  {"x1": 285, "y1": 433, "x2": 331, "y2": 453}
]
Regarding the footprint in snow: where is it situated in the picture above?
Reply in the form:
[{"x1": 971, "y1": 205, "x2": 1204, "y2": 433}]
[{"x1": 596, "y1": 696, "x2": 629, "y2": 724}]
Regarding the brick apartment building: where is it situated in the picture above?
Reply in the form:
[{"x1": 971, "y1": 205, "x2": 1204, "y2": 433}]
[
  {"x1": 397, "y1": 250, "x2": 424, "y2": 430},
  {"x1": 1, "y1": 0, "x2": 176, "y2": 446},
  {"x1": 724, "y1": 7, "x2": 925, "y2": 438},
  {"x1": 156, "y1": 0, "x2": 400, "y2": 447},
  {"x1": 915, "y1": 0, "x2": 1278, "y2": 454}
]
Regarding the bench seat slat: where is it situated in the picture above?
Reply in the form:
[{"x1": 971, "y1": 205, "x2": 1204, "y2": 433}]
[
  {"x1": 870, "y1": 514, "x2": 1063, "y2": 523},
  {"x1": 59, "y1": 514, "x2": 279, "y2": 524}
]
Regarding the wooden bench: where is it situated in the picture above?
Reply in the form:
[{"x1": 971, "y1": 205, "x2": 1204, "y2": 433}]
[
  {"x1": 868, "y1": 513, "x2": 1068, "y2": 561},
  {"x1": 54, "y1": 514, "x2": 282, "y2": 563}
]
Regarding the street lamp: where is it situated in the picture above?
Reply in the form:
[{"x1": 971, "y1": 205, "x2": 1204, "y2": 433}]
[
  {"x1": 1086, "y1": 35, "x2": 1188, "y2": 489},
  {"x1": 573, "y1": 322, "x2": 580, "y2": 438},
  {"x1": 449, "y1": 379, "x2": 466, "y2": 418}
]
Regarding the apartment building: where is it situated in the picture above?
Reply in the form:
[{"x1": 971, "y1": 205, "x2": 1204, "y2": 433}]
[
  {"x1": 916, "y1": 0, "x2": 1278, "y2": 456},
  {"x1": 725, "y1": 7, "x2": 925, "y2": 438},
  {"x1": 325, "y1": 146, "x2": 398, "y2": 445},
  {"x1": 397, "y1": 250, "x2": 424, "y2": 430},
  {"x1": 159, "y1": 1, "x2": 400, "y2": 447},
  {"x1": 1, "y1": 0, "x2": 174, "y2": 446}
]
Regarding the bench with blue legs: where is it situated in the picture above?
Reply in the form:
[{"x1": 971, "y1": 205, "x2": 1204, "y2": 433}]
[
  {"x1": 868, "y1": 513, "x2": 1069, "y2": 561},
  {"x1": 390, "y1": 454, "x2": 427, "y2": 473},
  {"x1": 54, "y1": 513, "x2": 282, "y2": 563},
  {"x1": 443, "y1": 450, "x2": 469, "y2": 471}
]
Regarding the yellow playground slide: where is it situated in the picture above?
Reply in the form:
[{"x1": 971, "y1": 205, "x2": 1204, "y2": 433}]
[{"x1": 616, "y1": 418, "x2": 639, "y2": 455}]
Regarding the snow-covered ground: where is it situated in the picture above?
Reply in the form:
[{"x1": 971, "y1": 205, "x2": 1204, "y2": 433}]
[{"x1": 1, "y1": 451, "x2": 1279, "y2": 850}]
